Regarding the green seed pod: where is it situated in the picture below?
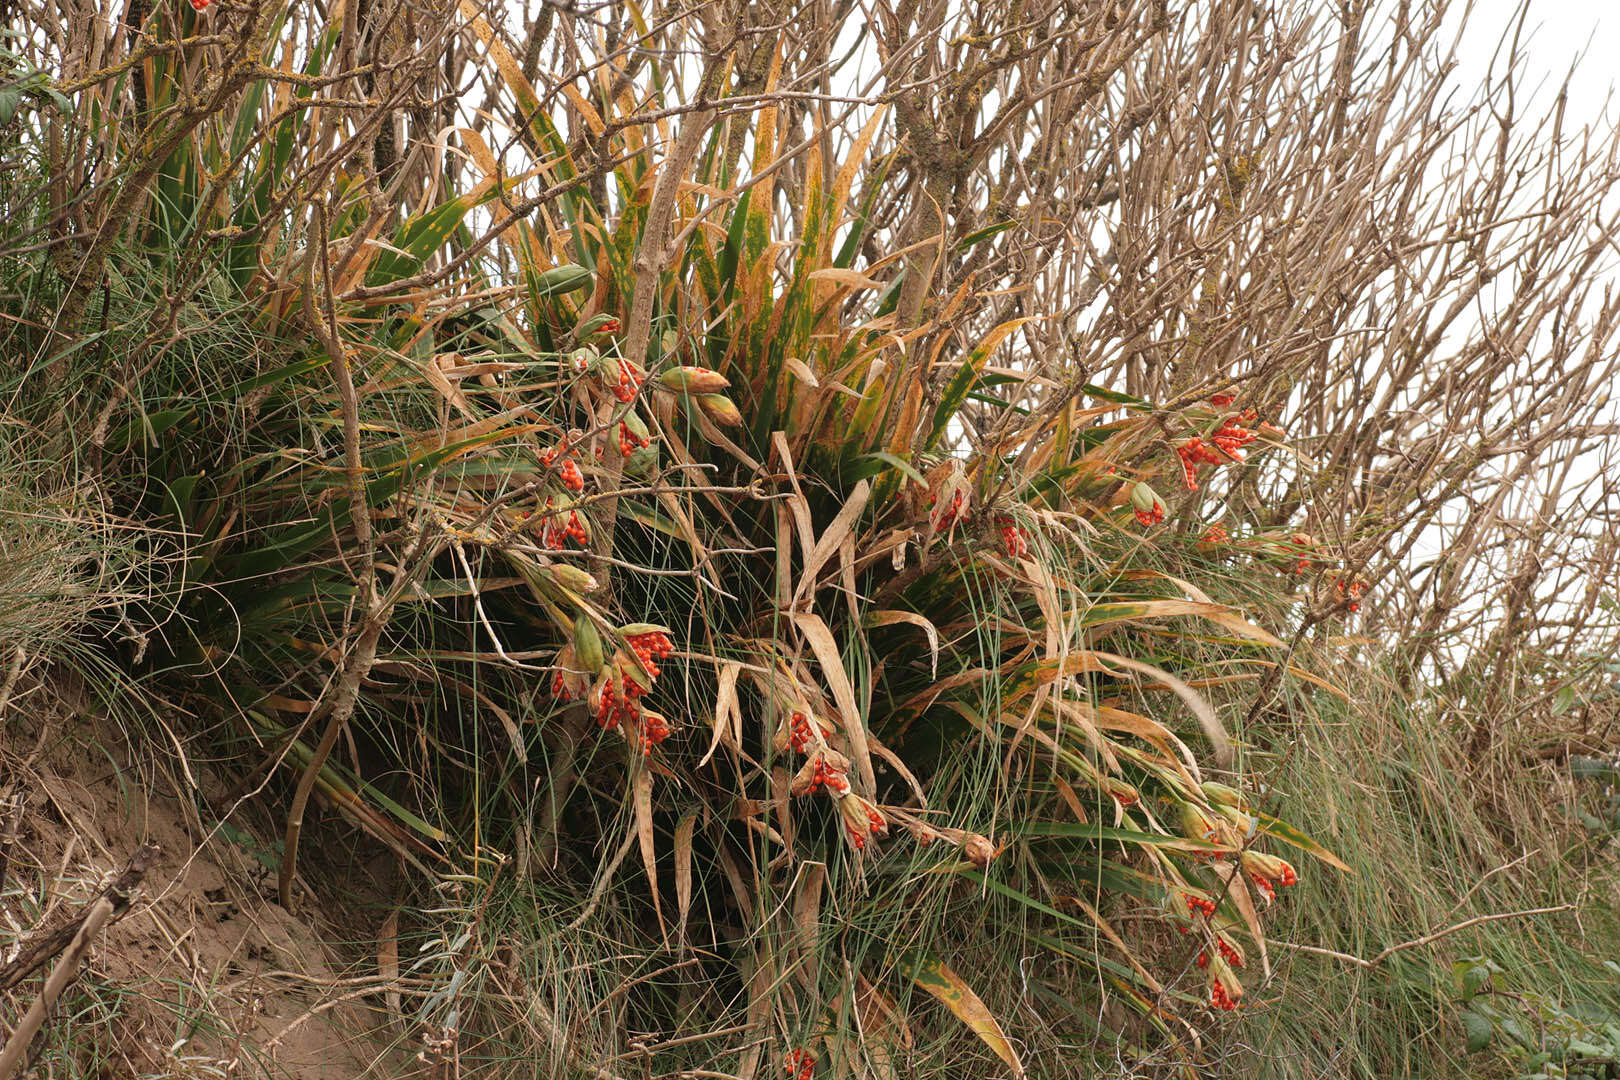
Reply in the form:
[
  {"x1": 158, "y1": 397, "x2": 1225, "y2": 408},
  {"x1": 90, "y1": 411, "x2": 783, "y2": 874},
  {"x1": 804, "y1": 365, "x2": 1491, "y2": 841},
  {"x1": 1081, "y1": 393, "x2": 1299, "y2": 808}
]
[
  {"x1": 621, "y1": 411, "x2": 650, "y2": 444},
  {"x1": 533, "y1": 264, "x2": 595, "y2": 297},
  {"x1": 1216, "y1": 803, "x2": 1256, "y2": 839},
  {"x1": 578, "y1": 313, "x2": 620, "y2": 336},
  {"x1": 696, "y1": 393, "x2": 743, "y2": 427},
  {"x1": 624, "y1": 443, "x2": 660, "y2": 480},
  {"x1": 573, "y1": 612, "x2": 605, "y2": 672},
  {"x1": 1177, "y1": 801, "x2": 1219, "y2": 843},
  {"x1": 550, "y1": 564, "x2": 599, "y2": 594},
  {"x1": 592, "y1": 350, "x2": 621, "y2": 382},
  {"x1": 657, "y1": 365, "x2": 731, "y2": 395},
  {"x1": 618, "y1": 622, "x2": 673, "y2": 638},
  {"x1": 1130, "y1": 481, "x2": 1162, "y2": 514},
  {"x1": 1200, "y1": 781, "x2": 1245, "y2": 810}
]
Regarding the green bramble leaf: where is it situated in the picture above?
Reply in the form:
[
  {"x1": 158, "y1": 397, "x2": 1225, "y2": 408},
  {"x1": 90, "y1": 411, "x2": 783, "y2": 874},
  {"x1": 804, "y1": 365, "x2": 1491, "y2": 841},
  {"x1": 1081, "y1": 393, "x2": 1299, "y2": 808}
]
[{"x1": 1461, "y1": 1009, "x2": 1493, "y2": 1053}]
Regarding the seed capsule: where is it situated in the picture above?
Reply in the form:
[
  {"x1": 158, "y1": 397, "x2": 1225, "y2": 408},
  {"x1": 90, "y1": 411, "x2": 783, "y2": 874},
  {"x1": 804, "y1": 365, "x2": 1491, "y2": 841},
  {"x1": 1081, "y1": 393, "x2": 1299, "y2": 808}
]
[
  {"x1": 657, "y1": 365, "x2": 732, "y2": 395},
  {"x1": 621, "y1": 411, "x2": 651, "y2": 446},
  {"x1": 960, "y1": 832, "x2": 997, "y2": 868},
  {"x1": 573, "y1": 612, "x2": 605, "y2": 672},
  {"x1": 533, "y1": 264, "x2": 595, "y2": 297},
  {"x1": 1130, "y1": 481, "x2": 1166, "y2": 526},
  {"x1": 549, "y1": 564, "x2": 599, "y2": 594},
  {"x1": 618, "y1": 622, "x2": 673, "y2": 638},
  {"x1": 1177, "y1": 802, "x2": 1221, "y2": 843},
  {"x1": 1200, "y1": 781, "x2": 1245, "y2": 810},
  {"x1": 696, "y1": 393, "x2": 744, "y2": 427},
  {"x1": 578, "y1": 314, "x2": 619, "y2": 336},
  {"x1": 1240, "y1": 850, "x2": 1299, "y2": 888}
]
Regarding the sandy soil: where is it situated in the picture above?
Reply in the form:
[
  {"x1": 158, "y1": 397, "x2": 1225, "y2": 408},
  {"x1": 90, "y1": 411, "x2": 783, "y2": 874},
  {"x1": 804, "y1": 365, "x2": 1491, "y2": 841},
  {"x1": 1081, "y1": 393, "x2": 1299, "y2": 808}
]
[{"x1": 0, "y1": 678, "x2": 415, "y2": 1078}]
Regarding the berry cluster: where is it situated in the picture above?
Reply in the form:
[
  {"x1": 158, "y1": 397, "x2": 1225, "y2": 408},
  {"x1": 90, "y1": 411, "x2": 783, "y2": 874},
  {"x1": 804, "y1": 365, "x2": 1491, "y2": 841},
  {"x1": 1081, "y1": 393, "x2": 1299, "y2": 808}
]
[
  {"x1": 1248, "y1": 853, "x2": 1300, "y2": 902},
  {"x1": 1334, "y1": 577, "x2": 1368, "y2": 613},
  {"x1": 788, "y1": 712, "x2": 816, "y2": 754},
  {"x1": 929, "y1": 490, "x2": 968, "y2": 530},
  {"x1": 611, "y1": 358, "x2": 644, "y2": 403},
  {"x1": 1101, "y1": 780, "x2": 1140, "y2": 806},
  {"x1": 1211, "y1": 416, "x2": 1259, "y2": 461},
  {"x1": 1210, "y1": 978, "x2": 1239, "y2": 1011},
  {"x1": 540, "y1": 507, "x2": 590, "y2": 550},
  {"x1": 626, "y1": 630, "x2": 674, "y2": 677},
  {"x1": 1200, "y1": 523, "x2": 1229, "y2": 545},
  {"x1": 550, "y1": 626, "x2": 677, "y2": 756},
  {"x1": 1174, "y1": 397, "x2": 1270, "y2": 488},
  {"x1": 617, "y1": 421, "x2": 651, "y2": 457},
  {"x1": 638, "y1": 710, "x2": 672, "y2": 754},
  {"x1": 784, "y1": 1049, "x2": 816, "y2": 1080},
  {"x1": 1134, "y1": 501, "x2": 1165, "y2": 527},
  {"x1": 1176, "y1": 437, "x2": 1227, "y2": 489},
  {"x1": 840, "y1": 797, "x2": 888, "y2": 850},
  {"x1": 1249, "y1": 866, "x2": 1300, "y2": 901},
  {"x1": 541, "y1": 439, "x2": 586, "y2": 493},
  {"x1": 600, "y1": 318, "x2": 621, "y2": 334},
  {"x1": 807, "y1": 756, "x2": 851, "y2": 796},
  {"x1": 594, "y1": 670, "x2": 649, "y2": 730},
  {"x1": 1185, "y1": 894, "x2": 1217, "y2": 919},
  {"x1": 595, "y1": 635, "x2": 678, "y2": 753},
  {"x1": 1284, "y1": 532, "x2": 1315, "y2": 574},
  {"x1": 994, "y1": 515, "x2": 1031, "y2": 557}
]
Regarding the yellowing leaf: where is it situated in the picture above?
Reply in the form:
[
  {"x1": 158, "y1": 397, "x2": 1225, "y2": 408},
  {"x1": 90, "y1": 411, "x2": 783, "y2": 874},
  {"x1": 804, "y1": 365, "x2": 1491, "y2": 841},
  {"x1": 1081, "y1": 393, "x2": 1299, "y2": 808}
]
[
  {"x1": 699, "y1": 660, "x2": 743, "y2": 767},
  {"x1": 1093, "y1": 651, "x2": 1230, "y2": 770},
  {"x1": 1212, "y1": 859, "x2": 1271, "y2": 977},
  {"x1": 895, "y1": 952, "x2": 1024, "y2": 1078},
  {"x1": 864, "y1": 610, "x2": 939, "y2": 678},
  {"x1": 674, "y1": 810, "x2": 698, "y2": 948},
  {"x1": 784, "y1": 356, "x2": 821, "y2": 387},
  {"x1": 1256, "y1": 812, "x2": 1353, "y2": 873},
  {"x1": 809, "y1": 267, "x2": 886, "y2": 290},
  {"x1": 790, "y1": 611, "x2": 876, "y2": 794},
  {"x1": 791, "y1": 478, "x2": 870, "y2": 610},
  {"x1": 1083, "y1": 599, "x2": 1284, "y2": 647},
  {"x1": 635, "y1": 768, "x2": 664, "y2": 936}
]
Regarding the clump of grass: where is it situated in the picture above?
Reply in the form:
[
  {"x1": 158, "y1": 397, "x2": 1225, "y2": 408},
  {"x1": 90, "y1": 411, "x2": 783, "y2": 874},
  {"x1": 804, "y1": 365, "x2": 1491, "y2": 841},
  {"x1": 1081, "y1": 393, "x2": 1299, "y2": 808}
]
[
  {"x1": 1220, "y1": 650, "x2": 1620, "y2": 1079},
  {"x1": 0, "y1": 452, "x2": 174, "y2": 686}
]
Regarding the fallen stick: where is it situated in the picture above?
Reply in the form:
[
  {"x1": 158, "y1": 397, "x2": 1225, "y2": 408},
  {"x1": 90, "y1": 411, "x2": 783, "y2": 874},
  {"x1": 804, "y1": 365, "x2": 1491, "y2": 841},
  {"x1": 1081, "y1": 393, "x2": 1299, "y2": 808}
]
[
  {"x1": 1268, "y1": 904, "x2": 1572, "y2": 969},
  {"x1": 0, "y1": 842, "x2": 160, "y2": 1079}
]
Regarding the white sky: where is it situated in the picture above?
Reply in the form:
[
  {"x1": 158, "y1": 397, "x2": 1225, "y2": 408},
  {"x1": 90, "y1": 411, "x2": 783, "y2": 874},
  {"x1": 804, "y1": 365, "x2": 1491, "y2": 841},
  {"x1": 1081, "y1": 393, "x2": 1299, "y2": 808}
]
[
  {"x1": 1398, "y1": 1, "x2": 1620, "y2": 601},
  {"x1": 1456, "y1": 1, "x2": 1617, "y2": 124}
]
